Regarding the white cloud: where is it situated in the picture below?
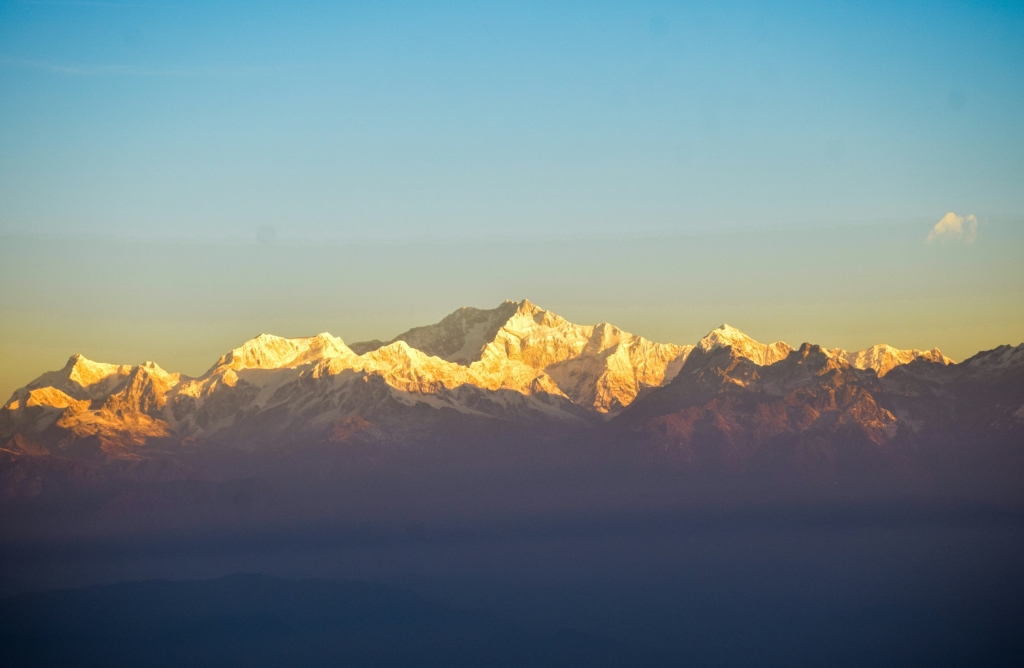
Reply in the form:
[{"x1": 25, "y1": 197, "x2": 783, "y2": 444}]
[{"x1": 926, "y1": 212, "x2": 978, "y2": 244}]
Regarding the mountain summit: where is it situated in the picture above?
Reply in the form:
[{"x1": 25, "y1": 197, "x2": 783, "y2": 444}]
[
  {"x1": 1, "y1": 300, "x2": 984, "y2": 462},
  {"x1": 351, "y1": 299, "x2": 691, "y2": 413},
  {"x1": 697, "y1": 324, "x2": 793, "y2": 366}
]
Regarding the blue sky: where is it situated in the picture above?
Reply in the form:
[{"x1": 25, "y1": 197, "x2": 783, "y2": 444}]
[
  {"x1": 2, "y1": 0, "x2": 1022, "y2": 238},
  {"x1": 0, "y1": 1, "x2": 1022, "y2": 395}
]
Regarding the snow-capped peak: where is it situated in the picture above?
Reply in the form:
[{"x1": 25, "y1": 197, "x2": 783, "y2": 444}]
[
  {"x1": 347, "y1": 300, "x2": 690, "y2": 414},
  {"x1": 64, "y1": 353, "x2": 130, "y2": 386},
  {"x1": 514, "y1": 298, "x2": 540, "y2": 313},
  {"x1": 211, "y1": 332, "x2": 351, "y2": 372},
  {"x1": 960, "y1": 343, "x2": 1024, "y2": 375},
  {"x1": 3, "y1": 300, "x2": 985, "y2": 455},
  {"x1": 826, "y1": 344, "x2": 954, "y2": 376},
  {"x1": 697, "y1": 325, "x2": 793, "y2": 366},
  {"x1": 12, "y1": 353, "x2": 137, "y2": 403}
]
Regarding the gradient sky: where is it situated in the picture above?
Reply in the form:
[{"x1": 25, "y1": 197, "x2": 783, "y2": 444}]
[{"x1": 1, "y1": 0, "x2": 1023, "y2": 398}]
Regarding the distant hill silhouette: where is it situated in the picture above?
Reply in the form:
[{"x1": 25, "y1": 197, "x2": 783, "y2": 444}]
[{"x1": 0, "y1": 574, "x2": 654, "y2": 668}]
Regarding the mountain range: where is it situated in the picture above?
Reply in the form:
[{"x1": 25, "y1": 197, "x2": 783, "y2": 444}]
[{"x1": 1, "y1": 299, "x2": 1021, "y2": 484}]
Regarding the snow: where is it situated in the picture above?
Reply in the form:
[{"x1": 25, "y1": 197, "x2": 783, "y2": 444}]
[
  {"x1": 697, "y1": 324, "x2": 793, "y2": 366},
  {"x1": 962, "y1": 343, "x2": 1024, "y2": 374},
  {"x1": 0, "y1": 300, "x2": 973, "y2": 446},
  {"x1": 826, "y1": 344, "x2": 953, "y2": 376}
]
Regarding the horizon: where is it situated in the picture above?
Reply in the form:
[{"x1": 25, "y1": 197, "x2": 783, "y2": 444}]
[
  {"x1": 2, "y1": 1, "x2": 1023, "y2": 399},
  {"x1": 9, "y1": 294, "x2": 987, "y2": 377},
  {"x1": 3, "y1": 270, "x2": 1021, "y2": 401},
  {"x1": 3, "y1": 221, "x2": 1023, "y2": 399}
]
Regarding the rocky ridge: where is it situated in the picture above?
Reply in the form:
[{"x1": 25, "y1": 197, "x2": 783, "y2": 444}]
[
  {"x1": 827, "y1": 344, "x2": 953, "y2": 377},
  {"x1": 350, "y1": 299, "x2": 693, "y2": 413},
  {"x1": 0, "y1": 300, "x2": 981, "y2": 460},
  {"x1": 612, "y1": 338, "x2": 1024, "y2": 475}
]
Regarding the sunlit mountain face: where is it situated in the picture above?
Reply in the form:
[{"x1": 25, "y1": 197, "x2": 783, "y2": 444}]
[
  {"x1": 2, "y1": 301, "x2": 1023, "y2": 667},
  {"x1": 5, "y1": 299, "x2": 1022, "y2": 525},
  {"x1": 4, "y1": 298, "x2": 1021, "y2": 495},
  {"x1": 2, "y1": 299, "x2": 977, "y2": 460}
]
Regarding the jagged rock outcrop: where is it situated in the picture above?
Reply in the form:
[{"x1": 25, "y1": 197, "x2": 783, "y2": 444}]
[
  {"x1": 0, "y1": 356, "x2": 181, "y2": 457},
  {"x1": 613, "y1": 343, "x2": 899, "y2": 471},
  {"x1": 611, "y1": 335, "x2": 1023, "y2": 476},
  {"x1": 879, "y1": 342, "x2": 1024, "y2": 441}
]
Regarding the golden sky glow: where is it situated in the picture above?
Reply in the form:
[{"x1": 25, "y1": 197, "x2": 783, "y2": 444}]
[{"x1": 2, "y1": 220, "x2": 1022, "y2": 399}]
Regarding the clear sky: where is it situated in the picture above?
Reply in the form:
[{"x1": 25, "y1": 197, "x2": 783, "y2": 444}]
[{"x1": 1, "y1": 0, "x2": 1023, "y2": 397}]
